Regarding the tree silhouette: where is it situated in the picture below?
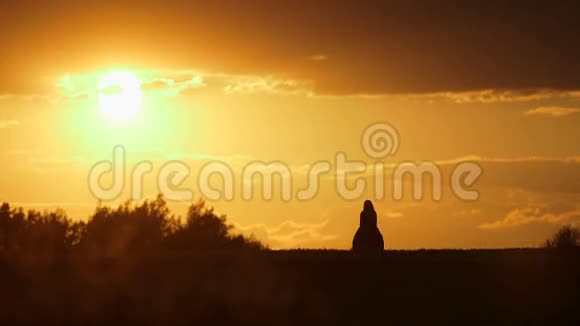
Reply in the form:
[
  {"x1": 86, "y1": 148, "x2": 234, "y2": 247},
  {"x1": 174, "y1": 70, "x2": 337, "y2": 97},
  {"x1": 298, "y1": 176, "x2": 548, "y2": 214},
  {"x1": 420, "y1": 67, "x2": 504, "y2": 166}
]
[
  {"x1": 78, "y1": 195, "x2": 178, "y2": 257},
  {"x1": 165, "y1": 199, "x2": 264, "y2": 252},
  {"x1": 0, "y1": 202, "x2": 81, "y2": 256},
  {"x1": 544, "y1": 225, "x2": 580, "y2": 249}
]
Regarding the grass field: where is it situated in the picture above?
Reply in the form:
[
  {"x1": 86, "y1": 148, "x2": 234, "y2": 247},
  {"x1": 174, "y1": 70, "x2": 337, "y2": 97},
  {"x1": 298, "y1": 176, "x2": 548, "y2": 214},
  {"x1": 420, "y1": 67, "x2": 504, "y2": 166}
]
[{"x1": 1, "y1": 249, "x2": 579, "y2": 324}]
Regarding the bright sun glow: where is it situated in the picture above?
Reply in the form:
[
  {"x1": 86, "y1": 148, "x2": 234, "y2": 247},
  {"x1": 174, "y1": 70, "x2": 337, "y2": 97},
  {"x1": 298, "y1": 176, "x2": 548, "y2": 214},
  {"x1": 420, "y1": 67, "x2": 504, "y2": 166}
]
[{"x1": 98, "y1": 71, "x2": 143, "y2": 121}]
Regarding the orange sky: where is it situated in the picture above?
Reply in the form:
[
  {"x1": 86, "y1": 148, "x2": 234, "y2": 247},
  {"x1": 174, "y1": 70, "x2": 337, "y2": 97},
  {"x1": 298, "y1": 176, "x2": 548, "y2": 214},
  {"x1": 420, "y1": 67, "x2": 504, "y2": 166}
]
[{"x1": 1, "y1": 1, "x2": 580, "y2": 249}]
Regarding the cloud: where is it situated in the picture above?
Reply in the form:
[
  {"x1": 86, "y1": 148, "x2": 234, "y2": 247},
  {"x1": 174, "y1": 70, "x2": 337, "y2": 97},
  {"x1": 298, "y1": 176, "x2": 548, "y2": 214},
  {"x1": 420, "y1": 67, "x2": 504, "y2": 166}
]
[
  {"x1": 383, "y1": 211, "x2": 403, "y2": 218},
  {"x1": 0, "y1": 120, "x2": 20, "y2": 129},
  {"x1": 8, "y1": 67, "x2": 580, "y2": 103},
  {"x1": 142, "y1": 74, "x2": 206, "y2": 94},
  {"x1": 99, "y1": 84, "x2": 123, "y2": 96},
  {"x1": 46, "y1": 69, "x2": 313, "y2": 99},
  {"x1": 86, "y1": 69, "x2": 580, "y2": 102},
  {"x1": 417, "y1": 89, "x2": 580, "y2": 104},
  {"x1": 9, "y1": 202, "x2": 97, "y2": 208},
  {"x1": 3, "y1": 2, "x2": 580, "y2": 95},
  {"x1": 433, "y1": 155, "x2": 580, "y2": 165},
  {"x1": 375, "y1": 155, "x2": 580, "y2": 196},
  {"x1": 309, "y1": 54, "x2": 327, "y2": 61},
  {"x1": 438, "y1": 156, "x2": 580, "y2": 194},
  {"x1": 234, "y1": 219, "x2": 338, "y2": 249},
  {"x1": 140, "y1": 79, "x2": 172, "y2": 91},
  {"x1": 140, "y1": 72, "x2": 313, "y2": 96},
  {"x1": 223, "y1": 77, "x2": 313, "y2": 96},
  {"x1": 524, "y1": 106, "x2": 580, "y2": 117},
  {"x1": 479, "y1": 204, "x2": 580, "y2": 230}
]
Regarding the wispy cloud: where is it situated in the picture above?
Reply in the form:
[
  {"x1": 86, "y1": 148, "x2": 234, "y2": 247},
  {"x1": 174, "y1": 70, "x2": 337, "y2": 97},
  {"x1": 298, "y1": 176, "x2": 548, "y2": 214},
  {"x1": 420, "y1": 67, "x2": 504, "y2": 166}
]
[
  {"x1": 433, "y1": 155, "x2": 580, "y2": 165},
  {"x1": 48, "y1": 70, "x2": 313, "y2": 100},
  {"x1": 309, "y1": 54, "x2": 327, "y2": 61},
  {"x1": 479, "y1": 204, "x2": 580, "y2": 230},
  {"x1": 8, "y1": 202, "x2": 97, "y2": 208},
  {"x1": 524, "y1": 106, "x2": 580, "y2": 117},
  {"x1": 223, "y1": 76, "x2": 313, "y2": 96},
  {"x1": 234, "y1": 219, "x2": 337, "y2": 249},
  {"x1": 383, "y1": 211, "x2": 404, "y2": 218},
  {"x1": 11, "y1": 68, "x2": 580, "y2": 104},
  {"x1": 409, "y1": 89, "x2": 580, "y2": 104}
]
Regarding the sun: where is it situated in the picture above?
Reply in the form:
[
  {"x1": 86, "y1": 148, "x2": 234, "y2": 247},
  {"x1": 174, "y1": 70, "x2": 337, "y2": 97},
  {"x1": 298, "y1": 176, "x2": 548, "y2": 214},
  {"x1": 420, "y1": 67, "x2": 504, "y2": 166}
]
[{"x1": 98, "y1": 71, "x2": 143, "y2": 121}]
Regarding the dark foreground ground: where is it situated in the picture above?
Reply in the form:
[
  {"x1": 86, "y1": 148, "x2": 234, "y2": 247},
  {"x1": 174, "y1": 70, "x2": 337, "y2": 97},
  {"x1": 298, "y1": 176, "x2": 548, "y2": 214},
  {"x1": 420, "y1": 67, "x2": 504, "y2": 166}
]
[{"x1": 1, "y1": 249, "x2": 579, "y2": 325}]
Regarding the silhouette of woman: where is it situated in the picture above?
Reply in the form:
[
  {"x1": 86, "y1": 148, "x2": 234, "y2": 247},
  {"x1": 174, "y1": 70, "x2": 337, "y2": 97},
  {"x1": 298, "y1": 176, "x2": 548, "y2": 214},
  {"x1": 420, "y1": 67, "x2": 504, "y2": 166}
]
[{"x1": 352, "y1": 200, "x2": 384, "y2": 252}]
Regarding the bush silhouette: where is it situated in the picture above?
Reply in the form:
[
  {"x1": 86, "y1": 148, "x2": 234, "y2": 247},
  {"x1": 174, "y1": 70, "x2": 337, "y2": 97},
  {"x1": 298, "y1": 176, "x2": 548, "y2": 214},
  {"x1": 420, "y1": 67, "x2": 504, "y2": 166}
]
[
  {"x1": 544, "y1": 225, "x2": 580, "y2": 249},
  {"x1": 0, "y1": 196, "x2": 263, "y2": 258}
]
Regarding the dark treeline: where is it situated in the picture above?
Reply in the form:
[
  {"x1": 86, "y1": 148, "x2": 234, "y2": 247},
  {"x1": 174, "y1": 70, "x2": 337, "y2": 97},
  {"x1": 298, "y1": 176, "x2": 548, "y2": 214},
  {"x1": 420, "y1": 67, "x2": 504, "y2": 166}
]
[
  {"x1": 1, "y1": 198, "x2": 580, "y2": 324},
  {"x1": 0, "y1": 195, "x2": 263, "y2": 259}
]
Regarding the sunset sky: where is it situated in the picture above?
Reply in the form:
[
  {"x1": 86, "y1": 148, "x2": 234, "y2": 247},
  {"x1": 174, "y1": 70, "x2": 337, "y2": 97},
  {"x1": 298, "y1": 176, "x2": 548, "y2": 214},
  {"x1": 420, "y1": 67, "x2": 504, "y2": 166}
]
[{"x1": 1, "y1": 1, "x2": 579, "y2": 249}]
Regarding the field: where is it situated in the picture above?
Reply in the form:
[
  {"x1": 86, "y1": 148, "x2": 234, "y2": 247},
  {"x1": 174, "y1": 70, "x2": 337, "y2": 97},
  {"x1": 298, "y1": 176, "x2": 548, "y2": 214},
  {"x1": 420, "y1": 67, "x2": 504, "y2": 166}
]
[{"x1": 1, "y1": 249, "x2": 579, "y2": 325}]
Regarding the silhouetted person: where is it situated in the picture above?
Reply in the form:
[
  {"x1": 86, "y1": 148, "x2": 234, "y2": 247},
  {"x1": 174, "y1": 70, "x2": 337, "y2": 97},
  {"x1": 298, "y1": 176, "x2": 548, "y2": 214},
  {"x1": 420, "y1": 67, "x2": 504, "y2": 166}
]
[{"x1": 352, "y1": 200, "x2": 384, "y2": 252}]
